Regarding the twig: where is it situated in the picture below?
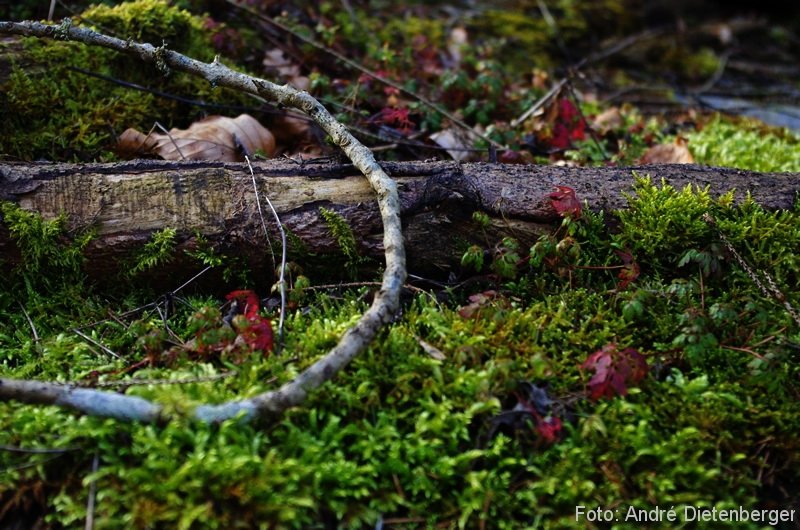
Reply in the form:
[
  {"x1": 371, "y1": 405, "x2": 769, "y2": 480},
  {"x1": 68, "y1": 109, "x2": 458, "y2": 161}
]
[
  {"x1": 691, "y1": 50, "x2": 731, "y2": 95},
  {"x1": 307, "y1": 280, "x2": 435, "y2": 301},
  {"x1": 703, "y1": 213, "x2": 800, "y2": 327},
  {"x1": 85, "y1": 451, "x2": 99, "y2": 530},
  {"x1": 511, "y1": 79, "x2": 567, "y2": 128},
  {"x1": 537, "y1": 0, "x2": 570, "y2": 64},
  {"x1": 172, "y1": 265, "x2": 213, "y2": 294},
  {"x1": 17, "y1": 302, "x2": 39, "y2": 341},
  {"x1": 68, "y1": 65, "x2": 280, "y2": 115},
  {"x1": 0, "y1": 19, "x2": 406, "y2": 424},
  {"x1": 1, "y1": 452, "x2": 68, "y2": 474},
  {"x1": 564, "y1": 79, "x2": 609, "y2": 160},
  {"x1": 154, "y1": 121, "x2": 186, "y2": 161},
  {"x1": 245, "y1": 156, "x2": 287, "y2": 348},
  {"x1": 72, "y1": 329, "x2": 126, "y2": 362}
]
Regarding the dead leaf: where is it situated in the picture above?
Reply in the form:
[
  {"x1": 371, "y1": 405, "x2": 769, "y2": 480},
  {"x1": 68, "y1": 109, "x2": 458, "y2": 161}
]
[
  {"x1": 269, "y1": 113, "x2": 324, "y2": 158},
  {"x1": 430, "y1": 126, "x2": 481, "y2": 161},
  {"x1": 416, "y1": 336, "x2": 446, "y2": 361},
  {"x1": 117, "y1": 114, "x2": 276, "y2": 162},
  {"x1": 263, "y1": 48, "x2": 310, "y2": 91},
  {"x1": 591, "y1": 106, "x2": 623, "y2": 133},
  {"x1": 639, "y1": 136, "x2": 694, "y2": 164}
]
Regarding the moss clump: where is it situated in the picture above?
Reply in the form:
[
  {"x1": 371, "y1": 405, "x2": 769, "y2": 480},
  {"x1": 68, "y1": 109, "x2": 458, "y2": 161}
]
[
  {"x1": 80, "y1": 0, "x2": 214, "y2": 58},
  {"x1": 468, "y1": 0, "x2": 634, "y2": 72},
  {"x1": 2, "y1": 177, "x2": 799, "y2": 527},
  {"x1": 0, "y1": 0, "x2": 253, "y2": 161},
  {"x1": 688, "y1": 116, "x2": 800, "y2": 172}
]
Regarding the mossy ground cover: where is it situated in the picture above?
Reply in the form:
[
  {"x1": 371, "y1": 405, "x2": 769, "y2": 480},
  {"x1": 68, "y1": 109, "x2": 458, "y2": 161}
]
[
  {"x1": 3, "y1": 0, "x2": 800, "y2": 527},
  {"x1": 2, "y1": 177, "x2": 800, "y2": 528}
]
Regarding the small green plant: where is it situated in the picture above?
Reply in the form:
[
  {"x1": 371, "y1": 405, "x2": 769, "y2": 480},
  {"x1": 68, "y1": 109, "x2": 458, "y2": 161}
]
[
  {"x1": 461, "y1": 244, "x2": 485, "y2": 272},
  {"x1": 615, "y1": 175, "x2": 733, "y2": 268},
  {"x1": 319, "y1": 206, "x2": 367, "y2": 279},
  {"x1": 128, "y1": 227, "x2": 177, "y2": 276},
  {"x1": 0, "y1": 202, "x2": 93, "y2": 294},
  {"x1": 491, "y1": 236, "x2": 521, "y2": 279}
]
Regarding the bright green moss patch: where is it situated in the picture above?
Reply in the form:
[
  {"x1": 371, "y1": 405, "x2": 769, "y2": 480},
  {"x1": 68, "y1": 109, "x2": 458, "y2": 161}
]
[
  {"x1": 688, "y1": 115, "x2": 800, "y2": 172},
  {"x1": 0, "y1": 0, "x2": 254, "y2": 161},
  {"x1": 2, "y1": 178, "x2": 800, "y2": 527}
]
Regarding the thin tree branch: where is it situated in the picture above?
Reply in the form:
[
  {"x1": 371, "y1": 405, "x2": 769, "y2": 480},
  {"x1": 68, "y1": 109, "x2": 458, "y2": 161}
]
[{"x1": 0, "y1": 19, "x2": 407, "y2": 424}]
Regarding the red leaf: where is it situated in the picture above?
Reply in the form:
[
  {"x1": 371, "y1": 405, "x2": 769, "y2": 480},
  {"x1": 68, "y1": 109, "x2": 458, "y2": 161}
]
[
  {"x1": 536, "y1": 415, "x2": 562, "y2": 443},
  {"x1": 226, "y1": 290, "x2": 260, "y2": 319},
  {"x1": 546, "y1": 99, "x2": 587, "y2": 150},
  {"x1": 549, "y1": 186, "x2": 582, "y2": 219},
  {"x1": 549, "y1": 123, "x2": 572, "y2": 151},
  {"x1": 233, "y1": 314, "x2": 274, "y2": 354},
  {"x1": 580, "y1": 344, "x2": 648, "y2": 400}
]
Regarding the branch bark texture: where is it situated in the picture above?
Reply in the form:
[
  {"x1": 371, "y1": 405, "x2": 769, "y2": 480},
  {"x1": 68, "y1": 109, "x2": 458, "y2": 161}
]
[
  {"x1": 2, "y1": 160, "x2": 798, "y2": 276},
  {"x1": 0, "y1": 19, "x2": 406, "y2": 424}
]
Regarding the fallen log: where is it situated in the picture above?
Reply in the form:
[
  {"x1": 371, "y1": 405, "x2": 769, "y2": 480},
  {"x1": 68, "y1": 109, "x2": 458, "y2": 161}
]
[{"x1": 2, "y1": 159, "x2": 798, "y2": 282}]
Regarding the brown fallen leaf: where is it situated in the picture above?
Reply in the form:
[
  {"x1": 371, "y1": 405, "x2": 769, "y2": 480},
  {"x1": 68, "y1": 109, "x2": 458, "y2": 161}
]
[
  {"x1": 117, "y1": 114, "x2": 276, "y2": 162},
  {"x1": 639, "y1": 136, "x2": 695, "y2": 164},
  {"x1": 591, "y1": 106, "x2": 623, "y2": 134}
]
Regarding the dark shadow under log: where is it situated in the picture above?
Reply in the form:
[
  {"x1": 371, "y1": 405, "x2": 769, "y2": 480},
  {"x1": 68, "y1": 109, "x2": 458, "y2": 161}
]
[{"x1": 2, "y1": 159, "x2": 798, "y2": 284}]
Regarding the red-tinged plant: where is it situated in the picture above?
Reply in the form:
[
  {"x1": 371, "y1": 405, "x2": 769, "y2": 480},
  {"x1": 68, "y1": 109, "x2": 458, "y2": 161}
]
[
  {"x1": 376, "y1": 106, "x2": 414, "y2": 134},
  {"x1": 535, "y1": 415, "x2": 563, "y2": 443},
  {"x1": 513, "y1": 389, "x2": 563, "y2": 444},
  {"x1": 549, "y1": 185, "x2": 582, "y2": 219},
  {"x1": 615, "y1": 249, "x2": 641, "y2": 290},
  {"x1": 226, "y1": 290, "x2": 261, "y2": 318},
  {"x1": 580, "y1": 343, "x2": 648, "y2": 400},
  {"x1": 549, "y1": 98, "x2": 587, "y2": 150},
  {"x1": 231, "y1": 314, "x2": 274, "y2": 353},
  {"x1": 226, "y1": 290, "x2": 274, "y2": 355}
]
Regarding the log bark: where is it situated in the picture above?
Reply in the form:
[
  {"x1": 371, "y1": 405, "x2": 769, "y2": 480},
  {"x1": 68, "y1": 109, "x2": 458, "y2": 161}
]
[{"x1": 2, "y1": 159, "x2": 798, "y2": 281}]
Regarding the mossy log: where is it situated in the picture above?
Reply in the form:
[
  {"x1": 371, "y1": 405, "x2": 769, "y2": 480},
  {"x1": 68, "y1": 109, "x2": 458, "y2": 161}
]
[{"x1": 1, "y1": 159, "x2": 798, "y2": 282}]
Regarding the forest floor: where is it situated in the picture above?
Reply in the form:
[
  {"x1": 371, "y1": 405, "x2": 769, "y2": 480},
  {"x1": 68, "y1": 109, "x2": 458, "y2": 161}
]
[{"x1": 1, "y1": 1, "x2": 800, "y2": 528}]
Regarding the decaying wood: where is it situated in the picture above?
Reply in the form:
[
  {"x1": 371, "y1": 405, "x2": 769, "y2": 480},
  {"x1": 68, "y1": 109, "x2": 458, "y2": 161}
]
[{"x1": 2, "y1": 160, "x2": 798, "y2": 278}]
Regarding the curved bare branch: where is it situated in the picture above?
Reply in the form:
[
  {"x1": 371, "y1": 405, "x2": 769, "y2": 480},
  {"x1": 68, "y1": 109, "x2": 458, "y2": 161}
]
[{"x1": 0, "y1": 19, "x2": 406, "y2": 424}]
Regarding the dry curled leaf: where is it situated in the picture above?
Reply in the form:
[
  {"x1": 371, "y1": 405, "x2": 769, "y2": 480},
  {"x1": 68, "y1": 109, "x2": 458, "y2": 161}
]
[
  {"x1": 117, "y1": 114, "x2": 276, "y2": 162},
  {"x1": 640, "y1": 136, "x2": 694, "y2": 164}
]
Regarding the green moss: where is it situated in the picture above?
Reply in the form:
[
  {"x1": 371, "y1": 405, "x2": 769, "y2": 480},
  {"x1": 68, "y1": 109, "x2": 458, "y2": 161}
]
[
  {"x1": 687, "y1": 116, "x2": 800, "y2": 172},
  {"x1": 615, "y1": 175, "x2": 730, "y2": 263},
  {"x1": 0, "y1": 202, "x2": 93, "y2": 294},
  {"x1": 2, "y1": 281, "x2": 798, "y2": 527},
  {"x1": 80, "y1": 0, "x2": 213, "y2": 57},
  {"x1": 0, "y1": 0, "x2": 254, "y2": 161},
  {"x1": 319, "y1": 206, "x2": 369, "y2": 279},
  {"x1": 128, "y1": 227, "x2": 177, "y2": 277}
]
